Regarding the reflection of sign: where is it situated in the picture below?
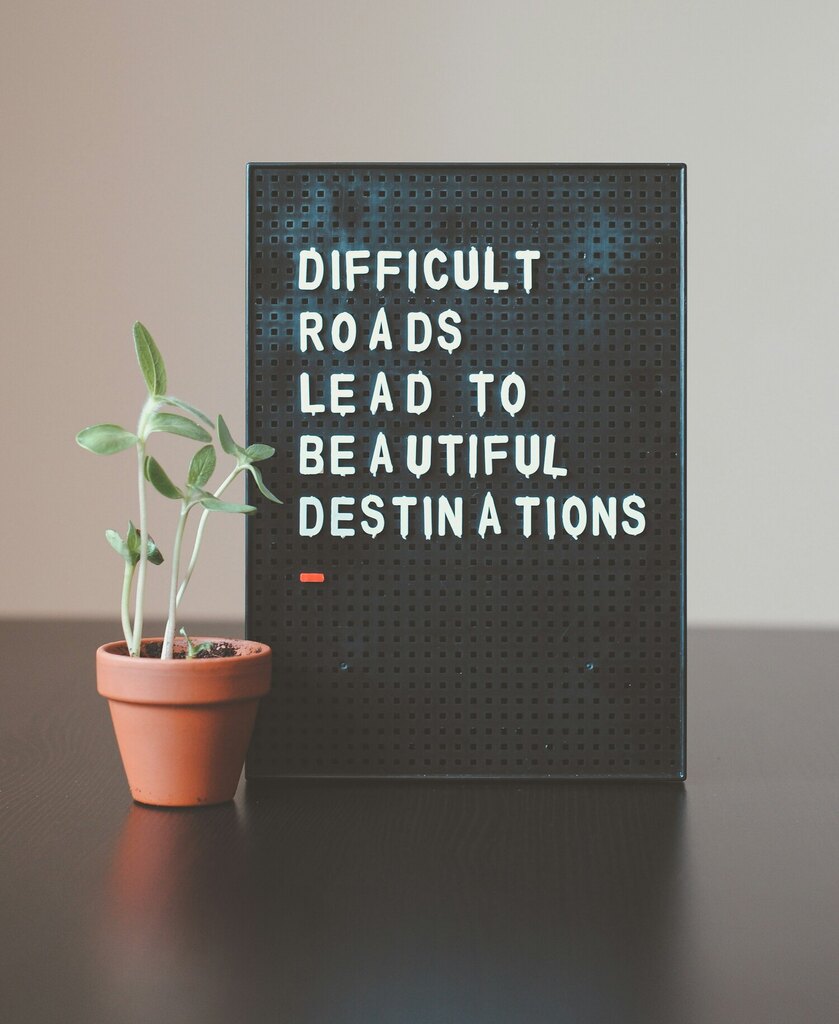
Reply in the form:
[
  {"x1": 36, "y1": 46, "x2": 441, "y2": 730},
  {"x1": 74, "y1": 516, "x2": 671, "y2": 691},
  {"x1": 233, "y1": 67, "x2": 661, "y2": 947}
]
[{"x1": 247, "y1": 164, "x2": 686, "y2": 780}]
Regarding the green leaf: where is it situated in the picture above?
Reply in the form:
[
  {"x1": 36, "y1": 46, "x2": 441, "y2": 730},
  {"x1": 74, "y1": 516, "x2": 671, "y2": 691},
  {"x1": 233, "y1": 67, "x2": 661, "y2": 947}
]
[
  {"x1": 125, "y1": 521, "x2": 140, "y2": 558},
  {"x1": 187, "y1": 444, "x2": 216, "y2": 488},
  {"x1": 199, "y1": 496, "x2": 256, "y2": 514},
  {"x1": 144, "y1": 455, "x2": 183, "y2": 500},
  {"x1": 119, "y1": 522, "x2": 163, "y2": 565},
  {"x1": 217, "y1": 414, "x2": 243, "y2": 457},
  {"x1": 244, "y1": 443, "x2": 275, "y2": 462},
  {"x1": 163, "y1": 396, "x2": 213, "y2": 428},
  {"x1": 146, "y1": 412, "x2": 212, "y2": 443},
  {"x1": 76, "y1": 424, "x2": 138, "y2": 455},
  {"x1": 105, "y1": 529, "x2": 129, "y2": 560},
  {"x1": 180, "y1": 627, "x2": 212, "y2": 658},
  {"x1": 146, "y1": 536, "x2": 164, "y2": 565},
  {"x1": 249, "y1": 464, "x2": 283, "y2": 503},
  {"x1": 133, "y1": 322, "x2": 167, "y2": 397}
]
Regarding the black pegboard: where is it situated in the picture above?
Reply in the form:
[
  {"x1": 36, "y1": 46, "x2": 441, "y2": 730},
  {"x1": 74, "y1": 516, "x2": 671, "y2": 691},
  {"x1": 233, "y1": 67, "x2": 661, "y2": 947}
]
[{"x1": 246, "y1": 163, "x2": 685, "y2": 780}]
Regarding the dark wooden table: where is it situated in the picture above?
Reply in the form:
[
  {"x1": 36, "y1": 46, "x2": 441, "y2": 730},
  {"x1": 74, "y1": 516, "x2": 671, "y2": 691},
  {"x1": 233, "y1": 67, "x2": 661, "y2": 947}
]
[{"x1": 2, "y1": 621, "x2": 837, "y2": 1023}]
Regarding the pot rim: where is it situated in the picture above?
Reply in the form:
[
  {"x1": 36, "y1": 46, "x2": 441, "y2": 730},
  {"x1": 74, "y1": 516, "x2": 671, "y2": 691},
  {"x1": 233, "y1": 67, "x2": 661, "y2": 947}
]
[
  {"x1": 98, "y1": 636, "x2": 271, "y2": 662},
  {"x1": 96, "y1": 637, "x2": 272, "y2": 705}
]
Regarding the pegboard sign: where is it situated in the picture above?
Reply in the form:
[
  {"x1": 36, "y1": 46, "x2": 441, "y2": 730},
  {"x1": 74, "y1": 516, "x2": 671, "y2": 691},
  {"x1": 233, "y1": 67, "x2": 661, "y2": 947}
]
[{"x1": 246, "y1": 163, "x2": 685, "y2": 780}]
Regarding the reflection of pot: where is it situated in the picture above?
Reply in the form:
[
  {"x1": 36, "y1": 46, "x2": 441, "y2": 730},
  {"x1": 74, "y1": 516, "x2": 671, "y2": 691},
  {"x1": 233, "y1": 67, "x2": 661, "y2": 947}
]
[
  {"x1": 97, "y1": 802, "x2": 250, "y2": 1024},
  {"x1": 104, "y1": 801, "x2": 245, "y2": 923},
  {"x1": 96, "y1": 638, "x2": 271, "y2": 807}
]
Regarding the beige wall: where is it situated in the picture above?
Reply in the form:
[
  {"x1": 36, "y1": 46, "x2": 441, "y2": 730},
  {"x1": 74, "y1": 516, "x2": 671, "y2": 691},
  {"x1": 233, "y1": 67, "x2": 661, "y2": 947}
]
[{"x1": 2, "y1": 1, "x2": 837, "y2": 625}]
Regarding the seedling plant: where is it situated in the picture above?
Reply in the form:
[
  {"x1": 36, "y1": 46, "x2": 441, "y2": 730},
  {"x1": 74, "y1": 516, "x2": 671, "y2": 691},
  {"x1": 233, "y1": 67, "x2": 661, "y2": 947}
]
[{"x1": 77, "y1": 322, "x2": 281, "y2": 659}]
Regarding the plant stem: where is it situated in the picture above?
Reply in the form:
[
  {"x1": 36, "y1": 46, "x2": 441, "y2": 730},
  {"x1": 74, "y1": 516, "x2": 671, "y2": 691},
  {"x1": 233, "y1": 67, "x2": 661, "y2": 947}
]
[
  {"x1": 175, "y1": 466, "x2": 241, "y2": 609},
  {"x1": 131, "y1": 397, "x2": 156, "y2": 657},
  {"x1": 161, "y1": 502, "x2": 189, "y2": 660},
  {"x1": 120, "y1": 561, "x2": 135, "y2": 650},
  {"x1": 131, "y1": 440, "x2": 148, "y2": 657}
]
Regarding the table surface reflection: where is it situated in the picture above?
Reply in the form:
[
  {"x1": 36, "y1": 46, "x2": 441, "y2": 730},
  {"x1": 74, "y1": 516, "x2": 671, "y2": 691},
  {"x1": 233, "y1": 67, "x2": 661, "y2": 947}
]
[{"x1": 2, "y1": 621, "x2": 837, "y2": 1024}]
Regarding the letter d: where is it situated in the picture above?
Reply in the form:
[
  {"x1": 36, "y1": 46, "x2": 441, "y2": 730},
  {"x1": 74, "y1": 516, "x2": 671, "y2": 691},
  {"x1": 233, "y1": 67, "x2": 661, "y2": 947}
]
[
  {"x1": 298, "y1": 248, "x2": 324, "y2": 290},
  {"x1": 299, "y1": 496, "x2": 324, "y2": 536}
]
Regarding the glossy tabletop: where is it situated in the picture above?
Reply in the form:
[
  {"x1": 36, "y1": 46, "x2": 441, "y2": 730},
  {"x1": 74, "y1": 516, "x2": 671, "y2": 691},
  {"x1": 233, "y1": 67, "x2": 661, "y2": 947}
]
[{"x1": 2, "y1": 621, "x2": 837, "y2": 1023}]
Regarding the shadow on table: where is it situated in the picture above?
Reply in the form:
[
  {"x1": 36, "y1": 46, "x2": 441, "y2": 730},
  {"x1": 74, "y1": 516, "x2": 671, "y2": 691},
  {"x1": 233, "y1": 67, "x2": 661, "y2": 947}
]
[{"x1": 96, "y1": 781, "x2": 686, "y2": 1024}]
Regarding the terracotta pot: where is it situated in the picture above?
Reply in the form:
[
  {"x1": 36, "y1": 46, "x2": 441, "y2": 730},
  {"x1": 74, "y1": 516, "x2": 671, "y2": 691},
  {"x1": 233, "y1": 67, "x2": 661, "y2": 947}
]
[{"x1": 96, "y1": 637, "x2": 271, "y2": 807}]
